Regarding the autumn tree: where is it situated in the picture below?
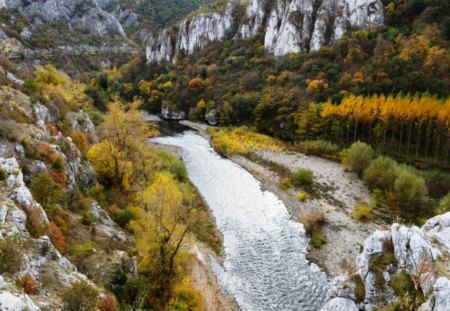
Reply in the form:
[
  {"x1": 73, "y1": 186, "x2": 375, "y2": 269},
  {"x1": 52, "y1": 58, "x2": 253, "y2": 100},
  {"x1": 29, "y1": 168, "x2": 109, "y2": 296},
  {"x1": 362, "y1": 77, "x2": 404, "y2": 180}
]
[
  {"x1": 87, "y1": 97, "x2": 159, "y2": 197},
  {"x1": 129, "y1": 172, "x2": 196, "y2": 301}
]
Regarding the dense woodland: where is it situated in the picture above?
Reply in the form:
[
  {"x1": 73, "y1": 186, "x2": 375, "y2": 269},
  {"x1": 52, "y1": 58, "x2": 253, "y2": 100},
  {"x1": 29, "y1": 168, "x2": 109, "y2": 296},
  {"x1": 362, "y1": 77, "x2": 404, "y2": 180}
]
[{"x1": 86, "y1": 0, "x2": 449, "y2": 171}]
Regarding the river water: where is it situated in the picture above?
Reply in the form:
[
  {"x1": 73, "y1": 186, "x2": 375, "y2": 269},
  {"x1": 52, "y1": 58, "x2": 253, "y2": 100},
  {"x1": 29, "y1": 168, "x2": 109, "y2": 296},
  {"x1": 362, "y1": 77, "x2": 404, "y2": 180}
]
[{"x1": 152, "y1": 131, "x2": 328, "y2": 311}]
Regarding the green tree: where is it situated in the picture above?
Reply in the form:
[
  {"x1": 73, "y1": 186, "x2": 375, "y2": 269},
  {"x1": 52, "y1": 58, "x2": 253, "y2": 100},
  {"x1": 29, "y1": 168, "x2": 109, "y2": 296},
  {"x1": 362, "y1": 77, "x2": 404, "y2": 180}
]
[
  {"x1": 30, "y1": 172, "x2": 65, "y2": 207},
  {"x1": 342, "y1": 141, "x2": 375, "y2": 176},
  {"x1": 394, "y1": 168, "x2": 427, "y2": 212},
  {"x1": 363, "y1": 156, "x2": 399, "y2": 190}
]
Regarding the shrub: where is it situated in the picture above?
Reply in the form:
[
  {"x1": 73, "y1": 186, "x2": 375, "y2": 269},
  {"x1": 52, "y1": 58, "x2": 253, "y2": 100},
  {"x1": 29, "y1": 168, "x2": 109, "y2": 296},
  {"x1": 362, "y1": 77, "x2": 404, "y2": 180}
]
[
  {"x1": 49, "y1": 222, "x2": 66, "y2": 253},
  {"x1": 71, "y1": 241, "x2": 96, "y2": 268},
  {"x1": 98, "y1": 295, "x2": 119, "y2": 311},
  {"x1": 295, "y1": 140, "x2": 339, "y2": 156},
  {"x1": 292, "y1": 168, "x2": 314, "y2": 187},
  {"x1": 46, "y1": 123, "x2": 59, "y2": 136},
  {"x1": 71, "y1": 131, "x2": 89, "y2": 153},
  {"x1": 81, "y1": 211, "x2": 94, "y2": 226},
  {"x1": 0, "y1": 168, "x2": 7, "y2": 181},
  {"x1": 310, "y1": 226, "x2": 326, "y2": 248},
  {"x1": 342, "y1": 141, "x2": 374, "y2": 176},
  {"x1": 0, "y1": 238, "x2": 24, "y2": 274},
  {"x1": 51, "y1": 156, "x2": 65, "y2": 173},
  {"x1": 30, "y1": 172, "x2": 65, "y2": 207},
  {"x1": 349, "y1": 274, "x2": 366, "y2": 302},
  {"x1": 17, "y1": 272, "x2": 38, "y2": 295},
  {"x1": 394, "y1": 168, "x2": 427, "y2": 213},
  {"x1": 168, "y1": 278, "x2": 203, "y2": 311},
  {"x1": 21, "y1": 137, "x2": 36, "y2": 158},
  {"x1": 279, "y1": 176, "x2": 292, "y2": 189},
  {"x1": 62, "y1": 281, "x2": 99, "y2": 311},
  {"x1": 437, "y1": 192, "x2": 450, "y2": 213},
  {"x1": 167, "y1": 158, "x2": 188, "y2": 182},
  {"x1": 301, "y1": 211, "x2": 326, "y2": 233},
  {"x1": 296, "y1": 191, "x2": 308, "y2": 202},
  {"x1": 38, "y1": 143, "x2": 59, "y2": 163},
  {"x1": 352, "y1": 205, "x2": 374, "y2": 222},
  {"x1": 363, "y1": 156, "x2": 399, "y2": 190}
]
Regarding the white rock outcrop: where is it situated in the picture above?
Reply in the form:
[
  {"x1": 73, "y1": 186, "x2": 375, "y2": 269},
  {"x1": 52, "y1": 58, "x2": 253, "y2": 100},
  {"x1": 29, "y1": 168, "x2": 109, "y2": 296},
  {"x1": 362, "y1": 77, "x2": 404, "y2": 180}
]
[
  {"x1": 321, "y1": 212, "x2": 450, "y2": 311},
  {"x1": 146, "y1": 0, "x2": 384, "y2": 63}
]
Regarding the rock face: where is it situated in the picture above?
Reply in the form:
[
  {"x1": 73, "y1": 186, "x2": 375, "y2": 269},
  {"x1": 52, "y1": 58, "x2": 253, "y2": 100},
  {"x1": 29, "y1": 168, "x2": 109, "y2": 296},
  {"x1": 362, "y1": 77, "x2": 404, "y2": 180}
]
[
  {"x1": 1, "y1": 0, "x2": 126, "y2": 37},
  {"x1": 146, "y1": 0, "x2": 384, "y2": 63},
  {"x1": 321, "y1": 213, "x2": 450, "y2": 311},
  {"x1": 147, "y1": 2, "x2": 235, "y2": 63},
  {"x1": 161, "y1": 106, "x2": 187, "y2": 120}
]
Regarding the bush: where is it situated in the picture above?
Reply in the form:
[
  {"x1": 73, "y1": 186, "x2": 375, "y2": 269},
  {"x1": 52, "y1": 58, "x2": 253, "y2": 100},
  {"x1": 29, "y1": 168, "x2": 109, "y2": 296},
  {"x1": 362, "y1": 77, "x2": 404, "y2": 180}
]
[
  {"x1": 394, "y1": 168, "x2": 427, "y2": 213},
  {"x1": 363, "y1": 156, "x2": 399, "y2": 190},
  {"x1": 16, "y1": 272, "x2": 38, "y2": 295},
  {"x1": 310, "y1": 226, "x2": 326, "y2": 248},
  {"x1": 301, "y1": 211, "x2": 326, "y2": 233},
  {"x1": 71, "y1": 241, "x2": 96, "y2": 268},
  {"x1": 342, "y1": 141, "x2": 374, "y2": 176},
  {"x1": 98, "y1": 295, "x2": 119, "y2": 311},
  {"x1": 296, "y1": 191, "x2": 308, "y2": 202},
  {"x1": 437, "y1": 192, "x2": 450, "y2": 213},
  {"x1": 295, "y1": 140, "x2": 339, "y2": 156},
  {"x1": 62, "y1": 281, "x2": 99, "y2": 311},
  {"x1": 167, "y1": 158, "x2": 188, "y2": 182},
  {"x1": 349, "y1": 274, "x2": 366, "y2": 302},
  {"x1": 51, "y1": 156, "x2": 65, "y2": 173},
  {"x1": 292, "y1": 168, "x2": 314, "y2": 187},
  {"x1": 71, "y1": 131, "x2": 89, "y2": 154},
  {"x1": 168, "y1": 278, "x2": 203, "y2": 311},
  {"x1": 352, "y1": 205, "x2": 374, "y2": 222},
  {"x1": 49, "y1": 222, "x2": 66, "y2": 253},
  {"x1": 30, "y1": 172, "x2": 65, "y2": 207},
  {"x1": 81, "y1": 211, "x2": 94, "y2": 226},
  {"x1": 21, "y1": 137, "x2": 36, "y2": 158},
  {"x1": 279, "y1": 176, "x2": 292, "y2": 189},
  {"x1": 0, "y1": 168, "x2": 7, "y2": 181},
  {"x1": 0, "y1": 238, "x2": 24, "y2": 274}
]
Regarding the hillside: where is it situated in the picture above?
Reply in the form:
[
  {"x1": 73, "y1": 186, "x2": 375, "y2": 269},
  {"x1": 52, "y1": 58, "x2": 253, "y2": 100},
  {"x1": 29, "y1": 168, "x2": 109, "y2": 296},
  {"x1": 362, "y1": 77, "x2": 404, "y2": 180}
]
[{"x1": 0, "y1": 0, "x2": 450, "y2": 310}]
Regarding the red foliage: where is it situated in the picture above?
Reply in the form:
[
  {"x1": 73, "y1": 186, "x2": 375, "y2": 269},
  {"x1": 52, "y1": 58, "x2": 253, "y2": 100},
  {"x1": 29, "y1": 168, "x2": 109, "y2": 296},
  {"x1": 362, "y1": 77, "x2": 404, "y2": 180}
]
[
  {"x1": 46, "y1": 123, "x2": 59, "y2": 136},
  {"x1": 49, "y1": 222, "x2": 66, "y2": 253},
  {"x1": 17, "y1": 273, "x2": 38, "y2": 295},
  {"x1": 38, "y1": 143, "x2": 59, "y2": 163},
  {"x1": 49, "y1": 169, "x2": 66, "y2": 186},
  {"x1": 98, "y1": 295, "x2": 119, "y2": 311}
]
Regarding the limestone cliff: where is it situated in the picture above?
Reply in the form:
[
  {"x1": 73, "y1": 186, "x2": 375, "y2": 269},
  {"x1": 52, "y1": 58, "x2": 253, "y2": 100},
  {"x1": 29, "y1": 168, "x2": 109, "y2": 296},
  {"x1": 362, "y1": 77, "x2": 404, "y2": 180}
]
[
  {"x1": 146, "y1": 0, "x2": 384, "y2": 63},
  {"x1": 0, "y1": 86, "x2": 131, "y2": 310}
]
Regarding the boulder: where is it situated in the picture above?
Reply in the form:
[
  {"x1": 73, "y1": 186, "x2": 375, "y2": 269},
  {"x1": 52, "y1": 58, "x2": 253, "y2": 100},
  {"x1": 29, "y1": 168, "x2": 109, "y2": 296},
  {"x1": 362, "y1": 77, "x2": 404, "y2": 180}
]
[
  {"x1": 320, "y1": 297, "x2": 358, "y2": 311},
  {"x1": 0, "y1": 291, "x2": 40, "y2": 311}
]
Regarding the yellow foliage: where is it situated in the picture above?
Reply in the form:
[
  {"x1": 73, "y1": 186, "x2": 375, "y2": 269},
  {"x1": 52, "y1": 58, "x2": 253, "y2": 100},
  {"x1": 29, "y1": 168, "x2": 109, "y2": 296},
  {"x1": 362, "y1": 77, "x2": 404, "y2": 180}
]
[
  {"x1": 306, "y1": 79, "x2": 328, "y2": 92},
  {"x1": 87, "y1": 140, "x2": 132, "y2": 190},
  {"x1": 129, "y1": 172, "x2": 193, "y2": 276},
  {"x1": 34, "y1": 64, "x2": 92, "y2": 111},
  {"x1": 208, "y1": 127, "x2": 285, "y2": 156}
]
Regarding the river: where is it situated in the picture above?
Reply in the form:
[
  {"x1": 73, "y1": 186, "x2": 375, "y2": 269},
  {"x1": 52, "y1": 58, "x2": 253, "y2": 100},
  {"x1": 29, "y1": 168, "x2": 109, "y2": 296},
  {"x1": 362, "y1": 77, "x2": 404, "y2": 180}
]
[{"x1": 152, "y1": 131, "x2": 328, "y2": 311}]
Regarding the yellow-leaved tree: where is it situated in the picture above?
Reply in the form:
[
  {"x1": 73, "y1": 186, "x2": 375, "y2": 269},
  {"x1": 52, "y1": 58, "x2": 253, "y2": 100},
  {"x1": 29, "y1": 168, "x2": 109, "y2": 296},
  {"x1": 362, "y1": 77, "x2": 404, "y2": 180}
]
[
  {"x1": 129, "y1": 172, "x2": 196, "y2": 301},
  {"x1": 87, "y1": 97, "x2": 159, "y2": 198}
]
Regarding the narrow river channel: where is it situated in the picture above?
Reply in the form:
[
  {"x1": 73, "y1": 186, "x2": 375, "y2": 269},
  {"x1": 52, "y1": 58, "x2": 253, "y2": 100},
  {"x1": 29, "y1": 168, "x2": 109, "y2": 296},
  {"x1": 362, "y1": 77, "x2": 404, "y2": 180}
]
[{"x1": 153, "y1": 131, "x2": 328, "y2": 311}]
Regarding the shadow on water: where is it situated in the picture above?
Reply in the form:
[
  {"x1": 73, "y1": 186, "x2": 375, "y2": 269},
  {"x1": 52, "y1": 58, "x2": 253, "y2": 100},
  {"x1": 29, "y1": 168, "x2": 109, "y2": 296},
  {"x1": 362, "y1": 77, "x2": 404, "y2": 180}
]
[{"x1": 147, "y1": 114, "x2": 190, "y2": 137}]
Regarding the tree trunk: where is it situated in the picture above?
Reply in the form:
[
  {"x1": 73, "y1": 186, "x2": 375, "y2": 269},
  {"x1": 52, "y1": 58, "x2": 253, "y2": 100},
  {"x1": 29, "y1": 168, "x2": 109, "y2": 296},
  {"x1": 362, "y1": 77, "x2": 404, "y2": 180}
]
[
  {"x1": 399, "y1": 120, "x2": 404, "y2": 152},
  {"x1": 407, "y1": 119, "x2": 413, "y2": 156},
  {"x1": 415, "y1": 122, "x2": 422, "y2": 158}
]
